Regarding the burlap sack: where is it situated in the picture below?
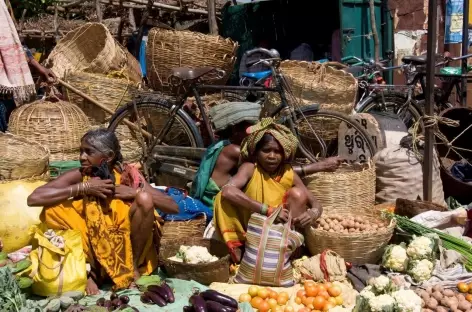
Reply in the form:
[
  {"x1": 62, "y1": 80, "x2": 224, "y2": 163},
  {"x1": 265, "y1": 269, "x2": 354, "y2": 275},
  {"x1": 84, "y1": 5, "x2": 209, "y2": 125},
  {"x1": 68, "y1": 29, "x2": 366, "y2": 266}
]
[{"x1": 293, "y1": 250, "x2": 347, "y2": 283}]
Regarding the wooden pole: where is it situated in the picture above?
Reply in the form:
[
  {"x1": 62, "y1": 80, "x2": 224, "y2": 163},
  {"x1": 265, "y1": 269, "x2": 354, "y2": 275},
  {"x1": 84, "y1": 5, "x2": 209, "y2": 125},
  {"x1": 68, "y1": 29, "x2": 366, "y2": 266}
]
[
  {"x1": 423, "y1": 0, "x2": 438, "y2": 202},
  {"x1": 95, "y1": 0, "x2": 103, "y2": 23},
  {"x1": 207, "y1": 0, "x2": 218, "y2": 35},
  {"x1": 369, "y1": 0, "x2": 380, "y2": 61},
  {"x1": 461, "y1": 0, "x2": 469, "y2": 107}
]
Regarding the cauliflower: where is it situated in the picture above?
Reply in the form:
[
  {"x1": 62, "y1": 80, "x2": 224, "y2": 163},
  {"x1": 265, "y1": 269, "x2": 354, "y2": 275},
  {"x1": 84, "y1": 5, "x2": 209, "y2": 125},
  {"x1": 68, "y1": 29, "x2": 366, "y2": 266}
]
[
  {"x1": 392, "y1": 289, "x2": 422, "y2": 312},
  {"x1": 407, "y1": 259, "x2": 434, "y2": 282},
  {"x1": 168, "y1": 245, "x2": 218, "y2": 264},
  {"x1": 369, "y1": 294, "x2": 396, "y2": 312},
  {"x1": 360, "y1": 286, "x2": 376, "y2": 300},
  {"x1": 370, "y1": 275, "x2": 391, "y2": 293},
  {"x1": 406, "y1": 236, "x2": 434, "y2": 260},
  {"x1": 382, "y1": 244, "x2": 409, "y2": 272}
]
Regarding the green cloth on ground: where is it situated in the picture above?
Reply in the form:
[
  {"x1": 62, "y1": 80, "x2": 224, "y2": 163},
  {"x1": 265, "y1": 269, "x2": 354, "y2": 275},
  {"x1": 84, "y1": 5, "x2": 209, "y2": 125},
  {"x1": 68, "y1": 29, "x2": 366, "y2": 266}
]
[
  {"x1": 49, "y1": 161, "x2": 81, "y2": 178},
  {"x1": 190, "y1": 140, "x2": 230, "y2": 208}
]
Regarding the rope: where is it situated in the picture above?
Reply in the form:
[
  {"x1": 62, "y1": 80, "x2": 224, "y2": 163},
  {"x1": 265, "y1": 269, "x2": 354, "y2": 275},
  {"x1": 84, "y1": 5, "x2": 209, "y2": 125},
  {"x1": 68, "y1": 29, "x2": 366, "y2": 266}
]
[{"x1": 410, "y1": 114, "x2": 472, "y2": 165}]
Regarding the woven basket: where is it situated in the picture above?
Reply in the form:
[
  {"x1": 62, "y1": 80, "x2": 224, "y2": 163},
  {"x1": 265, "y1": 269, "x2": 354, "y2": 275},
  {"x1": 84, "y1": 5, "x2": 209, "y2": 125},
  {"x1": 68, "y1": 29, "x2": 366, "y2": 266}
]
[
  {"x1": 263, "y1": 61, "x2": 357, "y2": 117},
  {"x1": 8, "y1": 100, "x2": 91, "y2": 161},
  {"x1": 303, "y1": 162, "x2": 376, "y2": 215},
  {"x1": 45, "y1": 22, "x2": 142, "y2": 83},
  {"x1": 0, "y1": 133, "x2": 50, "y2": 181},
  {"x1": 304, "y1": 211, "x2": 395, "y2": 264},
  {"x1": 161, "y1": 214, "x2": 206, "y2": 245},
  {"x1": 146, "y1": 28, "x2": 238, "y2": 94},
  {"x1": 160, "y1": 237, "x2": 230, "y2": 285},
  {"x1": 65, "y1": 72, "x2": 139, "y2": 125}
]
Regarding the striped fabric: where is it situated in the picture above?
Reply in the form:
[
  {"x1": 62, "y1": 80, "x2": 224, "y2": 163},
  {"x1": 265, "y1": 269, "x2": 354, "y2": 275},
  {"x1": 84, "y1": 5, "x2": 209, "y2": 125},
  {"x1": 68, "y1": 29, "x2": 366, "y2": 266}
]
[{"x1": 234, "y1": 208, "x2": 304, "y2": 287}]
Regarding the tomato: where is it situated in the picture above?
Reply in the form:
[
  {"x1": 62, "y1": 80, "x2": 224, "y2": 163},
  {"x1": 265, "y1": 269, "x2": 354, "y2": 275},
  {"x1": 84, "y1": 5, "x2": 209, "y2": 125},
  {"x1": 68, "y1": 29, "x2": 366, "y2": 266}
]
[
  {"x1": 458, "y1": 282, "x2": 469, "y2": 293},
  {"x1": 322, "y1": 302, "x2": 336, "y2": 311},
  {"x1": 317, "y1": 285, "x2": 327, "y2": 292},
  {"x1": 324, "y1": 282, "x2": 332, "y2": 289},
  {"x1": 248, "y1": 286, "x2": 259, "y2": 297},
  {"x1": 285, "y1": 305, "x2": 295, "y2": 312},
  {"x1": 270, "y1": 291, "x2": 279, "y2": 299},
  {"x1": 279, "y1": 292, "x2": 290, "y2": 299},
  {"x1": 295, "y1": 296, "x2": 302, "y2": 305},
  {"x1": 277, "y1": 295, "x2": 289, "y2": 305},
  {"x1": 250, "y1": 296, "x2": 263, "y2": 309},
  {"x1": 466, "y1": 294, "x2": 472, "y2": 302},
  {"x1": 313, "y1": 296, "x2": 326, "y2": 310},
  {"x1": 318, "y1": 291, "x2": 330, "y2": 300},
  {"x1": 468, "y1": 283, "x2": 472, "y2": 294},
  {"x1": 298, "y1": 308, "x2": 310, "y2": 312},
  {"x1": 303, "y1": 296, "x2": 315, "y2": 307},
  {"x1": 258, "y1": 300, "x2": 270, "y2": 312},
  {"x1": 268, "y1": 298, "x2": 278, "y2": 310},
  {"x1": 305, "y1": 286, "x2": 318, "y2": 298},
  {"x1": 304, "y1": 281, "x2": 316, "y2": 289},
  {"x1": 327, "y1": 297, "x2": 337, "y2": 305},
  {"x1": 335, "y1": 296, "x2": 343, "y2": 306},
  {"x1": 327, "y1": 285, "x2": 342, "y2": 297},
  {"x1": 258, "y1": 288, "x2": 269, "y2": 299},
  {"x1": 273, "y1": 307, "x2": 283, "y2": 312},
  {"x1": 297, "y1": 290, "x2": 306, "y2": 298},
  {"x1": 238, "y1": 293, "x2": 251, "y2": 303}
]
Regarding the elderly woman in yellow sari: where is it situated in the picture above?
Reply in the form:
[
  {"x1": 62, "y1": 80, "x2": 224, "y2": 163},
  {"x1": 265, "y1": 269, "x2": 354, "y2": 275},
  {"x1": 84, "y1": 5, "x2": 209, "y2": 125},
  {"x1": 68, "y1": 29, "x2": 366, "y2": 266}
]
[
  {"x1": 27, "y1": 129, "x2": 178, "y2": 295},
  {"x1": 214, "y1": 118, "x2": 322, "y2": 262}
]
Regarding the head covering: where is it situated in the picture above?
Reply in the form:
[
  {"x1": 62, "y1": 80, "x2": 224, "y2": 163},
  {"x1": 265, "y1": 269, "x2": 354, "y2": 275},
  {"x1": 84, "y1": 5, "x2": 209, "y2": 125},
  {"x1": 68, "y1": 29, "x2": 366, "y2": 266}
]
[
  {"x1": 209, "y1": 102, "x2": 261, "y2": 132},
  {"x1": 240, "y1": 117, "x2": 298, "y2": 161}
]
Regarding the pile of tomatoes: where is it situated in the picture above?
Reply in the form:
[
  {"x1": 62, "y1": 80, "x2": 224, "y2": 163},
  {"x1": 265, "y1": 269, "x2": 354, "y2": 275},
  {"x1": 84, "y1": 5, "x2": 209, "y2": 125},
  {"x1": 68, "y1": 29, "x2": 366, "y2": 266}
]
[
  {"x1": 238, "y1": 286, "x2": 292, "y2": 312},
  {"x1": 295, "y1": 281, "x2": 344, "y2": 312}
]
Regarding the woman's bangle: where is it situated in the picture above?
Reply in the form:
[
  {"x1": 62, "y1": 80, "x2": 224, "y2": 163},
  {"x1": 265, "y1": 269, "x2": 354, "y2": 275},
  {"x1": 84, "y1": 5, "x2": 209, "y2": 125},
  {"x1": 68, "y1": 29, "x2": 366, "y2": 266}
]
[
  {"x1": 68, "y1": 186, "x2": 73, "y2": 199},
  {"x1": 260, "y1": 203, "x2": 269, "y2": 215},
  {"x1": 267, "y1": 206, "x2": 274, "y2": 217},
  {"x1": 300, "y1": 165, "x2": 306, "y2": 178}
]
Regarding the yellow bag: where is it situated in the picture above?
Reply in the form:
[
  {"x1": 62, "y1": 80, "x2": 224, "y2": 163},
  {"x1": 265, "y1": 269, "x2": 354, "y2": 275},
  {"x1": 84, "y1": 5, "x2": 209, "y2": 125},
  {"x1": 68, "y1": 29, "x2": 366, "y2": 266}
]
[{"x1": 29, "y1": 226, "x2": 87, "y2": 296}]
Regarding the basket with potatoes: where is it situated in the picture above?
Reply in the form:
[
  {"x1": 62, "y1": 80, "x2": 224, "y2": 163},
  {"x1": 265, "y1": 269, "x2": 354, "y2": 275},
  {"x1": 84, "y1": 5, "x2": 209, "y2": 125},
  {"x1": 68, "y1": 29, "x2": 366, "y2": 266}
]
[
  {"x1": 417, "y1": 284, "x2": 472, "y2": 312},
  {"x1": 304, "y1": 213, "x2": 395, "y2": 264}
]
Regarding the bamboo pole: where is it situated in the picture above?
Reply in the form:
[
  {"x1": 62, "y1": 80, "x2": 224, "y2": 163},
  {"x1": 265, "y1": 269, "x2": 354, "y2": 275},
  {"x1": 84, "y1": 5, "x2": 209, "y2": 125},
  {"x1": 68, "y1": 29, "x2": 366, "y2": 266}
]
[
  {"x1": 207, "y1": 0, "x2": 218, "y2": 34},
  {"x1": 96, "y1": 0, "x2": 103, "y2": 22},
  {"x1": 369, "y1": 0, "x2": 380, "y2": 62},
  {"x1": 58, "y1": 79, "x2": 152, "y2": 139},
  {"x1": 127, "y1": 0, "x2": 211, "y2": 15}
]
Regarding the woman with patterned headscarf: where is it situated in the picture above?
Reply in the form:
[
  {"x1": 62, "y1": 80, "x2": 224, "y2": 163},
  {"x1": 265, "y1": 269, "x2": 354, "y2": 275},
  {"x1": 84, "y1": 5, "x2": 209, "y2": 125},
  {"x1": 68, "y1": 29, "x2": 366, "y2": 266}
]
[{"x1": 213, "y1": 118, "x2": 322, "y2": 263}]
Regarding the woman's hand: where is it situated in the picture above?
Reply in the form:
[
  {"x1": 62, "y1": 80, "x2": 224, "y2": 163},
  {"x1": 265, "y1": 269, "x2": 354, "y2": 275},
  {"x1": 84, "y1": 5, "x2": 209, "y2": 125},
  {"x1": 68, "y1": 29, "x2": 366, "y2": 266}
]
[
  {"x1": 319, "y1": 156, "x2": 343, "y2": 172},
  {"x1": 114, "y1": 185, "x2": 138, "y2": 201},
  {"x1": 84, "y1": 179, "x2": 115, "y2": 199},
  {"x1": 275, "y1": 208, "x2": 289, "y2": 223},
  {"x1": 293, "y1": 207, "x2": 322, "y2": 228}
]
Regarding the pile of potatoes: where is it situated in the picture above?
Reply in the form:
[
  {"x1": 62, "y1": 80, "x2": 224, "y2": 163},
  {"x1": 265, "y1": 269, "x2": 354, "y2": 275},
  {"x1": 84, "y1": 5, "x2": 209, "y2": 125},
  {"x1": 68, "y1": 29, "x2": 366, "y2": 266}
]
[
  {"x1": 417, "y1": 285, "x2": 472, "y2": 312},
  {"x1": 313, "y1": 215, "x2": 387, "y2": 234}
]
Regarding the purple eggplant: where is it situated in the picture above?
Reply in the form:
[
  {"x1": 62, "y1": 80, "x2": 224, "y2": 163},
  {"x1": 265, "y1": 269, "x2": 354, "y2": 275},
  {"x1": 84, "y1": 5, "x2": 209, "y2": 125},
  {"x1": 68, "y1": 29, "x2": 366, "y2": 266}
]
[
  {"x1": 147, "y1": 285, "x2": 170, "y2": 302},
  {"x1": 161, "y1": 282, "x2": 175, "y2": 303},
  {"x1": 110, "y1": 293, "x2": 118, "y2": 301},
  {"x1": 103, "y1": 300, "x2": 113, "y2": 309},
  {"x1": 96, "y1": 298, "x2": 106, "y2": 306},
  {"x1": 183, "y1": 306, "x2": 195, "y2": 312},
  {"x1": 140, "y1": 294, "x2": 152, "y2": 304},
  {"x1": 200, "y1": 290, "x2": 238, "y2": 309},
  {"x1": 189, "y1": 295, "x2": 207, "y2": 312},
  {"x1": 119, "y1": 295, "x2": 130, "y2": 304},
  {"x1": 144, "y1": 291, "x2": 167, "y2": 307},
  {"x1": 118, "y1": 304, "x2": 130, "y2": 310},
  {"x1": 206, "y1": 300, "x2": 237, "y2": 312},
  {"x1": 111, "y1": 298, "x2": 122, "y2": 308}
]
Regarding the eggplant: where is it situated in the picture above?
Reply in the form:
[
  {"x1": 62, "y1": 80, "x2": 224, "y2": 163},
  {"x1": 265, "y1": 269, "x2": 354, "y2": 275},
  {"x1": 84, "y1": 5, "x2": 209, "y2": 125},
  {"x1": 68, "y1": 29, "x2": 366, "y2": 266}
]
[
  {"x1": 144, "y1": 291, "x2": 167, "y2": 307},
  {"x1": 206, "y1": 300, "x2": 237, "y2": 312},
  {"x1": 118, "y1": 304, "x2": 130, "y2": 310},
  {"x1": 110, "y1": 293, "x2": 118, "y2": 301},
  {"x1": 111, "y1": 298, "x2": 122, "y2": 308},
  {"x1": 131, "y1": 308, "x2": 139, "y2": 312},
  {"x1": 161, "y1": 282, "x2": 175, "y2": 303},
  {"x1": 183, "y1": 306, "x2": 195, "y2": 312},
  {"x1": 147, "y1": 285, "x2": 169, "y2": 302},
  {"x1": 200, "y1": 290, "x2": 238, "y2": 309},
  {"x1": 103, "y1": 300, "x2": 113, "y2": 309},
  {"x1": 119, "y1": 295, "x2": 130, "y2": 304},
  {"x1": 189, "y1": 295, "x2": 207, "y2": 312},
  {"x1": 96, "y1": 298, "x2": 106, "y2": 306},
  {"x1": 140, "y1": 294, "x2": 152, "y2": 304}
]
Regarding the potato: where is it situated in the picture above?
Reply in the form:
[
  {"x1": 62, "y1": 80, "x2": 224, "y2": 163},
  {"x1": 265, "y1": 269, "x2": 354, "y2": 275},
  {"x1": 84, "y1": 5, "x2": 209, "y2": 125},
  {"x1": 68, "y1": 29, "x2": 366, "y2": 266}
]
[
  {"x1": 443, "y1": 289, "x2": 455, "y2": 297},
  {"x1": 433, "y1": 291, "x2": 444, "y2": 301},
  {"x1": 426, "y1": 298, "x2": 438, "y2": 309},
  {"x1": 436, "y1": 307, "x2": 448, "y2": 312},
  {"x1": 420, "y1": 291, "x2": 430, "y2": 302},
  {"x1": 440, "y1": 298, "x2": 451, "y2": 307},
  {"x1": 458, "y1": 300, "x2": 472, "y2": 311},
  {"x1": 425, "y1": 286, "x2": 433, "y2": 294},
  {"x1": 422, "y1": 309, "x2": 433, "y2": 312},
  {"x1": 434, "y1": 285, "x2": 444, "y2": 293},
  {"x1": 458, "y1": 294, "x2": 466, "y2": 301}
]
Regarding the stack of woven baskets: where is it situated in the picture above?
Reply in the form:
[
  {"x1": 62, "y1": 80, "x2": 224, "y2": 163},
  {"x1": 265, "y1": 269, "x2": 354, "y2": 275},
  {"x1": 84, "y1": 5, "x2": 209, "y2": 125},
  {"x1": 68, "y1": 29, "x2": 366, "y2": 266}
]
[
  {"x1": 8, "y1": 100, "x2": 90, "y2": 161},
  {"x1": 303, "y1": 162, "x2": 395, "y2": 264}
]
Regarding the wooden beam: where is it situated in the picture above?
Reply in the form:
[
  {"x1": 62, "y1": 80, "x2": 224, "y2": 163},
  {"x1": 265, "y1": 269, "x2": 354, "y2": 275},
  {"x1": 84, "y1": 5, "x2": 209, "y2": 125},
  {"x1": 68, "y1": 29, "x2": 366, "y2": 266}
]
[
  {"x1": 127, "y1": 0, "x2": 211, "y2": 15},
  {"x1": 207, "y1": 0, "x2": 217, "y2": 34},
  {"x1": 96, "y1": 0, "x2": 103, "y2": 22}
]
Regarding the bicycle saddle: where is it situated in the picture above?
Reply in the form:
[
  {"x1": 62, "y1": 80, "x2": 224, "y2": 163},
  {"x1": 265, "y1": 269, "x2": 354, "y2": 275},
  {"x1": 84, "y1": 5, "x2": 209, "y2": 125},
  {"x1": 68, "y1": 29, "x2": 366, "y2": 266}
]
[
  {"x1": 402, "y1": 55, "x2": 426, "y2": 64},
  {"x1": 171, "y1": 67, "x2": 215, "y2": 81}
]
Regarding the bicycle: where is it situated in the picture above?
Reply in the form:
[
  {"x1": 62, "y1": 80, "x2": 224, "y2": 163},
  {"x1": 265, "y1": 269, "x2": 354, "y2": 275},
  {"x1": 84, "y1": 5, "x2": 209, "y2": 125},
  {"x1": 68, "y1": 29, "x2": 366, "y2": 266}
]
[{"x1": 107, "y1": 48, "x2": 377, "y2": 180}]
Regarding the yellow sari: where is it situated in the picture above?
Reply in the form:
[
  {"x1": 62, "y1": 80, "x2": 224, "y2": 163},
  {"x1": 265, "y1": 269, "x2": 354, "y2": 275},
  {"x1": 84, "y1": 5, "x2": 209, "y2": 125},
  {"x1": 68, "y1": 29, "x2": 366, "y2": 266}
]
[
  {"x1": 214, "y1": 164, "x2": 294, "y2": 253},
  {"x1": 40, "y1": 170, "x2": 160, "y2": 290}
]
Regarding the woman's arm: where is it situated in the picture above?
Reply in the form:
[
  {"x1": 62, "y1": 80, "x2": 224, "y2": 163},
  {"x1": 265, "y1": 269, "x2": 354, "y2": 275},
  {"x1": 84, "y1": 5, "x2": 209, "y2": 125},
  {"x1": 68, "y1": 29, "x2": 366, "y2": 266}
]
[
  {"x1": 221, "y1": 162, "x2": 266, "y2": 214},
  {"x1": 292, "y1": 173, "x2": 322, "y2": 226},
  {"x1": 142, "y1": 181, "x2": 179, "y2": 214},
  {"x1": 27, "y1": 169, "x2": 83, "y2": 207},
  {"x1": 293, "y1": 156, "x2": 343, "y2": 176}
]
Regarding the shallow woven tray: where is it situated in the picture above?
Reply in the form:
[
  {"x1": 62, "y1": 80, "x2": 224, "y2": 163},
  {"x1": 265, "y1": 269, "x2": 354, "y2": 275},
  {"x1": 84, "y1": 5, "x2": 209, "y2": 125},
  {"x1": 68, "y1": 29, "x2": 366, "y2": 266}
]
[
  {"x1": 0, "y1": 133, "x2": 50, "y2": 181},
  {"x1": 303, "y1": 162, "x2": 376, "y2": 215},
  {"x1": 160, "y1": 237, "x2": 230, "y2": 285},
  {"x1": 305, "y1": 212, "x2": 395, "y2": 264}
]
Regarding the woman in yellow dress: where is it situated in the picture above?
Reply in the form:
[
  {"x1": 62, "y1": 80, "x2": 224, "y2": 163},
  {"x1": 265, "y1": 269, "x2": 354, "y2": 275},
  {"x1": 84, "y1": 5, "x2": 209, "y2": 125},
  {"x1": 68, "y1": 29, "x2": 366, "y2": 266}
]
[
  {"x1": 214, "y1": 118, "x2": 322, "y2": 262},
  {"x1": 27, "y1": 129, "x2": 178, "y2": 295}
]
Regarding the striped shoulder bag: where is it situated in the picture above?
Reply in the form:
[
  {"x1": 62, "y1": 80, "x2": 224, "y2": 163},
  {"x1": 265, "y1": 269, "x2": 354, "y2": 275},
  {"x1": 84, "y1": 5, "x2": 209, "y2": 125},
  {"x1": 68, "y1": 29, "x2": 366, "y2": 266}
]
[{"x1": 234, "y1": 206, "x2": 304, "y2": 287}]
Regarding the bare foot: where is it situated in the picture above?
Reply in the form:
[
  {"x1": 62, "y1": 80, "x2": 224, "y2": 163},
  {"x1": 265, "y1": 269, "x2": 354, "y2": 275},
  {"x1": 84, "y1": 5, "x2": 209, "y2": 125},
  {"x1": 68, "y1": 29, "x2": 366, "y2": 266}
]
[
  {"x1": 127, "y1": 269, "x2": 140, "y2": 289},
  {"x1": 86, "y1": 277, "x2": 100, "y2": 296}
]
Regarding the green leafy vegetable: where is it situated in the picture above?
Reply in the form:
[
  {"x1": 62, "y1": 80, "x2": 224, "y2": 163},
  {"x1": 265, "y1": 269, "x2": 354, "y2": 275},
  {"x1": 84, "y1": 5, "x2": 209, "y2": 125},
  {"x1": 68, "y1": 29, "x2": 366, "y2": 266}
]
[{"x1": 0, "y1": 267, "x2": 26, "y2": 312}]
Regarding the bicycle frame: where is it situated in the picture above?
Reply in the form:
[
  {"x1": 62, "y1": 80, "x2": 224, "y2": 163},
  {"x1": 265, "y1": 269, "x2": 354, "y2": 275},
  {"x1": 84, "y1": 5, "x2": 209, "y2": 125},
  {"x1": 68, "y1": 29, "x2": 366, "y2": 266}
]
[{"x1": 147, "y1": 67, "x2": 323, "y2": 162}]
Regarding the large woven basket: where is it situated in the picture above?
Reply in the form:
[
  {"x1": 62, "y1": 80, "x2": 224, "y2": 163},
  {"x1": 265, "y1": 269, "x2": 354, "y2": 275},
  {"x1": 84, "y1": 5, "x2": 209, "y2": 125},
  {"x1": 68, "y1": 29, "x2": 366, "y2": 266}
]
[
  {"x1": 45, "y1": 23, "x2": 142, "y2": 83},
  {"x1": 303, "y1": 162, "x2": 376, "y2": 215},
  {"x1": 146, "y1": 28, "x2": 238, "y2": 93},
  {"x1": 161, "y1": 214, "x2": 206, "y2": 245},
  {"x1": 8, "y1": 100, "x2": 90, "y2": 161},
  {"x1": 65, "y1": 72, "x2": 139, "y2": 125},
  {"x1": 263, "y1": 61, "x2": 357, "y2": 117},
  {"x1": 0, "y1": 133, "x2": 50, "y2": 181},
  {"x1": 305, "y1": 211, "x2": 395, "y2": 264},
  {"x1": 160, "y1": 237, "x2": 230, "y2": 285}
]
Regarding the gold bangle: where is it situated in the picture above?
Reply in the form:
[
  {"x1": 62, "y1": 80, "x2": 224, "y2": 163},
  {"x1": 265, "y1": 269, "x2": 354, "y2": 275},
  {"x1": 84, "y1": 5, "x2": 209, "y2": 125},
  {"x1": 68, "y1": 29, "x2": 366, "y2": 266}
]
[{"x1": 69, "y1": 186, "x2": 73, "y2": 198}]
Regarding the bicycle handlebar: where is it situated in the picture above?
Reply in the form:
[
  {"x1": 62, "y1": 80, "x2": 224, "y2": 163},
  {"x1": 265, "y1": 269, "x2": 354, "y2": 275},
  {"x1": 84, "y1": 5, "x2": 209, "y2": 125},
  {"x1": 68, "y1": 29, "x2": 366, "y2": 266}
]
[{"x1": 245, "y1": 48, "x2": 281, "y2": 59}]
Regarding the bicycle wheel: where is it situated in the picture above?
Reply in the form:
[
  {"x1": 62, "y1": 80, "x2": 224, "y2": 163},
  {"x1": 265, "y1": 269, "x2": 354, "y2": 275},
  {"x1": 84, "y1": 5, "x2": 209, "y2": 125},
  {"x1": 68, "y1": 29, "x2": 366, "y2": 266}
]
[
  {"x1": 358, "y1": 91, "x2": 422, "y2": 130},
  {"x1": 294, "y1": 106, "x2": 377, "y2": 161},
  {"x1": 108, "y1": 96, "x2": 204, "y2": 162}
]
